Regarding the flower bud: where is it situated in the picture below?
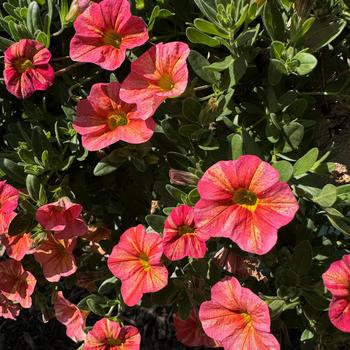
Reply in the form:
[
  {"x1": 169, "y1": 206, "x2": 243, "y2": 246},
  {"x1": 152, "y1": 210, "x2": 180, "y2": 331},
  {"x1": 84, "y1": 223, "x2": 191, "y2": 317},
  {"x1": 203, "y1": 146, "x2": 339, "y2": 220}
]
[{"x1": 169, "y1": 169, "x2": 199, "y2": 186}]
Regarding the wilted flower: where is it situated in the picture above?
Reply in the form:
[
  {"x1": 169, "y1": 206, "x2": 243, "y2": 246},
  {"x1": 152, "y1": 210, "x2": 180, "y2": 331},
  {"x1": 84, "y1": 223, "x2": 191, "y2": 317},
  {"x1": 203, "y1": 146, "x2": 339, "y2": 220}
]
[
  {"x1": 107, "y1": 224, "x2": 168, "y2": 306},
  {"x1": 73, "y1": 82, "x2": 155, "y2": 151},
  {"x1": 169, "y1": 169, "x2": 199, "y2": 186},
  {"x1": 70, "y1": 0, "x2": 148, "y2": 70},
  {"x1": 194, "y1": 155, "x2": 299, "y2": 255},
  {"x1": 3, "y1": 39, "x2": 55, "y2": 99}
]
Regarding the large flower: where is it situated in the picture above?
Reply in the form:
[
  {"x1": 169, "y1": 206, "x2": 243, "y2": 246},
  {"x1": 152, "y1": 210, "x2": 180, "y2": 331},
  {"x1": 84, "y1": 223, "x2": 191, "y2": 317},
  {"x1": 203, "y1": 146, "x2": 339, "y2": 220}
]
[
  {"x1": 174, "y1": 308, "x2": 220, "y2": 348},
  {"x1": 36, "y1": 197, "x2": 87, "y2": 239},
  {"x1": 194, "y1": 155, "x2": 299, "y2": 255},
  {"x1": 199, "y1": 277, "x2": 280, "y2": 350},
  {"x1": 0, "y1": 180, "x2": 19, "y2": 233},
  {"x1": 84, "y1": 318, "x2": 141, "y2": 350},
  {"x1": 120, "y1": 42, "x2": 190, "y2": 114},
  {"x1": 0, "y1": 259, "x2": 36, "y2": 308},
  {"x1": 54, "y1": 291, "x2": 87, "y2": 342},
  {"x1": 73, "y1": 82, "x2": 155, "y2": 151},
  {"x1": 70, "y1": 0, "x2": 148, "y2": 71},
  {"x1": 2, "y1": 232, "x2": 33, "y2": 261},
  {"x1": 0, "y1": 293, "x2": 21, "y2": 320},
  {"x1": 322, "y1": 254, "x2": 350, "y2": 332},
  {"x1": 107, "y1": 225, "x2": 168, "y2": 307},
  {"x1": 3, "y1": 39, "x2": 55, "y2": 99},
  {"x1": 34, "y1": 233, "x2": 77, "y2": 282},
  {"x1": 163, "y1": 205, "x2": 206, "y2": 261}
]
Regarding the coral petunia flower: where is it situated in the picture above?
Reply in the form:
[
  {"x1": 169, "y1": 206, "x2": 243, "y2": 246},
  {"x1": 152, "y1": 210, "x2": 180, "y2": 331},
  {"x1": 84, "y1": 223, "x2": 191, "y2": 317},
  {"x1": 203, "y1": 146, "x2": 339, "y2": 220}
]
[
  {"x1": 199, "y1": 277, "x2": 280, "y2": 350},
  {"x1": 34, "y1": 233, "x2": 77, "y2": 282},
  {"x1": 0, "y1": 180, "x2": 19, "y2": 234},
  {"x1": 54, "y1": 291, "x2": 87, "y2": 342},
  {"x1": 194, "y1": 155, "x2": 299, "y2": 255},
  {"x1": 73, "y1": 82, "x2": 155, "y2": 151},
  {"x1": 120, "y1": 42, "x2": 190, "y2": 114},
  {"x1": 84, "y1": 318, "x2": 141, "y2": 350},
  {"x1": 0, "y1": 259, "x2": 36, "y2": 308},
  {"x1": 0, "y1": 293, "x2": 21, "y2": 320},
  {"x1": 174, "y1": 308, "x2": 221, "y2": 348},
  {"x1": 3, "y1": 39, "x2": 55, "y2": 99},
  {"x1": 36, "y1": 197, "x2": 87, "y2": 239},
  {"x1": 69, "y1": 0, "x2": 148, "y2": 71},
  {"x1": 2, "y1": 232, "x2": 33, "y2": 261},
  {"x1": 107, "y1": 224, "x2": 168, "y2": 307},
  {"x1": 163, "y1": 205, "x2": 206, "y2": 261},
  {"x1": 322, "y1": 254, "x2": 350, "y2": 332}
]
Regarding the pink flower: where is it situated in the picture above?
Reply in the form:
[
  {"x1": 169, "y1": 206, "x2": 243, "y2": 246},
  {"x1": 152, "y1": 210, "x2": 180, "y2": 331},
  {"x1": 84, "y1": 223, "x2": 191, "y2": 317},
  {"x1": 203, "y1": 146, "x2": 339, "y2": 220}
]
[
  {"x1": 69, "y1": 0, "x2": 148, "y2": 71},
  {"x1": 199, "y1": 277, "x2": 280, "y2": 350},
  {"x1": 84, "y1": 318, "x2": 141, "y2": 350},
  {"x1": 120, "y1": 42, "x2": 190, "y2": 114},
  {"x1": 34, "y1": 233, "x2": 77, "y2": 282},
  {"x1": 54, "y1": 291, "x2": 87, "y2": 342},
  {"x1": 2, "y1": 232, "x2": 33, "y2": 261},
  {"x1": 194, "y1": 155, "x2": 299, "y2": 255},
  {"x1": 73, "y1": 82, "x2": 155, "y2": 151},
  {"x1": 3, "y1": 39, "x2": 55, "y2": 99},
  {"x1": 36, "y1": 197, "x2": 87, "y2": 239},
  {"x1": 174, "y1": 309, "x2": 221, "y2": 348},
  {"x1": 0, "y1": 259, "x2": 36, "y2": 308},
  {"x1": 107, "y1": 224, "x2": 168, "y2": 307},
  {"x1": 322, "y1": 254, "x2": 350, "y2": 333},
  {"x1": 163, "y1": 205, "x2": 206, "y2": 261},
  {"x1": 66, "y1": 0, "x2": 102, "y2": 22},
  {"x1": 0, "y1": 180, "x2": 19, "y2": 233},
  {"x1": 0, "y1": 293, "x2": 21, "y2": 320}
]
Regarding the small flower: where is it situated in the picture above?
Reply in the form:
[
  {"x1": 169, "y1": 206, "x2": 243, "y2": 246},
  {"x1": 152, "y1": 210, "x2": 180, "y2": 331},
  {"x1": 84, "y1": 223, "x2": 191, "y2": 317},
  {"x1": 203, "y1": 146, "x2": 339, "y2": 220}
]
[
  {"x1": 199, "y1": 277, "x2": 280, "y2": 350},
  {"x1": 0, "y1": 259, "x2": 36, "y2": 308},
  {"x1": 70, "y1": 0, "x2": 148, "y2": 70},
  {"x1": 2, "y1": 232, "x2": 33, "y2": 261},
  {"x1": 54, "y1": 291, "x2": 87, "y2": 342},
  {"x1": 3, "y1": 39, "x2": 55, "y2": 99},
  {"x1": 0, "y1": 293, "x2": 21, "y2": 320},
  {"x1": 84, "y1": 318, "x2": 141, "y2": 350},
  {"x1": 163, "y1": 205, "x2": 206, "y2": 261},
  {"x1": 120, "y1": 42, "x2": 190, "y2": 114},
  {"x1": 36, "y1": 197, "x2": 87, "y2": 239},
  {"x1": 0, "y1": 180, "x2": 19, "y2": 234},
  {"x1": 322, "y1": 254, "x2": 350, "y2": 333},
  {"x1": 107, "y1": 224, "x2": 168, "y2": 306},
  {"x1": 34, "y1": 233, "x2": 77, "y2": 282},
  {"x1": 174, "y1": 308, "x2": 221, "y2": 348},
  {"x1": 73, "y1": 82, "x2": 155, "y2": 151},
  {"x1": 194, "y1": 155, "x2": 299, "y2": 255}
]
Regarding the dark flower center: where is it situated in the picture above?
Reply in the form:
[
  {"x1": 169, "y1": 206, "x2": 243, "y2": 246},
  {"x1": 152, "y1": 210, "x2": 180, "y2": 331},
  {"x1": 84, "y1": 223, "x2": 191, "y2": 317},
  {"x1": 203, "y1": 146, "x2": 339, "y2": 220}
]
[
  {"x1": 178, "y1": 224, "x2": 195, "y2": 236},
  {"x1": 103, "y1": 30, "x2": 122, "y2": 48},
  {"x1": 107, "y1": 113, "x2": 128, "y2": 130},
  {"x1": 158, "y1": 74, "x2": 174, "y2": 91},
  {"x1": 233, "y1": 188, "x2": 258, "y2": 210},
  {"x1": 106, "y1": 337, "x2": 123, "y2": 346},
  {"x1": 15, "y1": 58, "x2": 34, "y2": 73}
]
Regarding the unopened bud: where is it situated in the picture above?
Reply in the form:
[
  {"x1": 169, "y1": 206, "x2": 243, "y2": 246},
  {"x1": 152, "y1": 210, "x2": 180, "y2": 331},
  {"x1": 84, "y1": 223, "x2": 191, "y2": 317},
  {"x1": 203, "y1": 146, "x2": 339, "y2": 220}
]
[{"x1": 169, "y1": 169, "x2": 199, "y2": 186}]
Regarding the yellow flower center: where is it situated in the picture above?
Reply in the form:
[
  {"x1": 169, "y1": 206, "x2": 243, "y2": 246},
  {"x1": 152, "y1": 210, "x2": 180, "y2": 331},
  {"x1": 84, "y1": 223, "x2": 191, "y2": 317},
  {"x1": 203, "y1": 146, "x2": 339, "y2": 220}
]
[
  {"x1": 233, "y1": 188, "x2": 259, "y2": 211},
  {"x1": 15, "y1": 58, "x2": 34, "y2": 73},
  {"x1": 158, "y1": 74, "x2": 174, "y2": 91},
  {"x1": 103, "y1": 30, "x2": 122, "y2": 48},
  {"x1": 241, "y1": 312, "x2": 252, "y2": 325},
  {"x1": 107, "y1": 113, "x2": 128, "y2": 130},
  {"x1": 139, "y1": 252, "x2": 151, "y2": 271},
  {"x1": 178, "y1": 225, "x2": 195, "y2": 236},
  {"x1": 106, "y1": 338, "x2": 122, "y2": 346}
]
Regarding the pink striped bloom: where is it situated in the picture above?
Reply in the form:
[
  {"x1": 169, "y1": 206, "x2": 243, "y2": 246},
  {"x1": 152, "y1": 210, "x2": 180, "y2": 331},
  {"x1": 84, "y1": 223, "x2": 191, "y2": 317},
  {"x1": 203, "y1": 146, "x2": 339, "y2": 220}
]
[
  {"x1": 0, "y1": 293, "x2": 21, "y2": 320},
  {"x1": 2, "y1": 232, "x2": 33, "y2": 261},
  {"x1": 0, "y1": 181, "x2": 19, "y2": 234}
]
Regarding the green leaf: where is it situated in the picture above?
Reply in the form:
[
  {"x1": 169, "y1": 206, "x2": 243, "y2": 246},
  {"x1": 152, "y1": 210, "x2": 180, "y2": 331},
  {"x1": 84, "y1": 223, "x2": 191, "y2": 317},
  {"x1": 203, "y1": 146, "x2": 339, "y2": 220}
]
[
  {"x1": 145, "y1": 215, "x2": 166, "y2": 233},
  {"x1": 188, "y1": 50, "x2": 220, "y2": 84},
  {"x1": 293, "y1": 148, "x2": 319, "y2": 177},
  {"x1": 86, "y1": 295, "x2": 108, "y2": 316},
  {"x1": 313, "y1": 184, "x2": 337, "y2": 208},
  {"x1": 272, "y1": 160, "x2": 293, "y2": 182},
  {"x1": 98, "y1": 276, "x2": 118, "y2": 295},
  {"x1": 194, "y1": 18, "x2": 229, "y2": 38},
  {"x1": 26, "y1": 174, "x2": 40, "y2": 201},
  {"x1": 186, "y1": 27, "x2": 220, "y2": 47},
  {"x1": 302, "y1": 290, "x2": 328, "y2": 311},
  {"x1": 281, "y1": 122, "x2": 304, "y2": 153},
  {"x1": 262, "y1": 0, "x2": 286, "y2": 41},
  {"x1": 204, "y1": 55, "x2": 233, "y2": 71},
  {"x1": 300, "y1": 329, "x2": 314, "y2": 342},
  {"x1": 182, "y1": 98, "x2": 201, "y2": 122},
  {"x1": 166, "y1": 152, "x2": 194, "y2": 170},
  {"x1": 93, "y1": 150, "x2": 127, "y2": 176},
  {"x1": 325, "y1": 208, "x2": 350, "y2": 237},
  {"x1": 293, "y1": 52, "x2": 317, "y2": 75},
  {"x1": 8, "y1": 213, "x2": 36, "y2": 237},
  {"x1": 148, "y1": 5, "x2": 174, "y2": 31},
  {"x1": 0, "y1": 36, "x2": 14, "y2": 51},
  {"x1": 166, "y1": 184, "x2": 187, "y2": 203},
  {"x1": 231, "y1": 134, "x2": 243, "y2": 160},
  {"x1": 0, "y1": 158, "x2": 26, "y2": 184},
  {"x1": 292, "y1": 240, "x2": 313, "y2": 275},
  {"x1": 31, "y1": 126, "x2": 53, "y2": 162}
]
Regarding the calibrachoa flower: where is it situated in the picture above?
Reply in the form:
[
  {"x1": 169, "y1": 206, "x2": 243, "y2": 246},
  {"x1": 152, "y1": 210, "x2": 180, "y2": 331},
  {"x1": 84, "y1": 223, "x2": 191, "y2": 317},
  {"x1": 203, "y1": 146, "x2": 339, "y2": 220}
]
[
  {"x1": 0, "y1": 180, "x2": 19, "y2": 234},
  {"x1": 3, "y1": 39, "x2": 54, "y2": 99},
  {"x1": 2, "y1": 232, "x2": 33, "y2": 261},
  {"x1": 84, "y1": 318, "x2": 141, "y2": 350},
  {"x1": 199, "y1": 277, "x2": 280, "y2": 350},
  {"x1": 0, "y1": 259, "x2": 36, "y2": 308},
  {"x1": 322, "y1": 254, "x2": 350, "y2": 332},
  {"x1": 0, "y1": 293, "x2": 21, "y2": 320},
  {"x1": 34, "y1": 233, "x2": 77, "y2": 282},
  {"x1": 36, "y1": 197, "x2": 87, "y2": 239},
  {"x1": 70, "y1": 0, "x2": 148, "y2": 71},
  {"x1": 107, "y1": 224, "x2": 168, "y2": 307},
  {"x1": 163, "y1": 205, "x2": 206, "y2": 261},
  {"x1": 120, "y1": 42, "x2": 190, "y2": 114},
  {"x1": 174, "y1": 309, "x2": 220, "y2": 348},
  {"x1": 194, "y1": 155, "x2": 299, "y2": 255},
  {"x1": 54, "y1": 291, "x2": 87, "y2": 342},
  {"x1": 73, "y1": 82, "x2": 155, "y2": 151}
]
